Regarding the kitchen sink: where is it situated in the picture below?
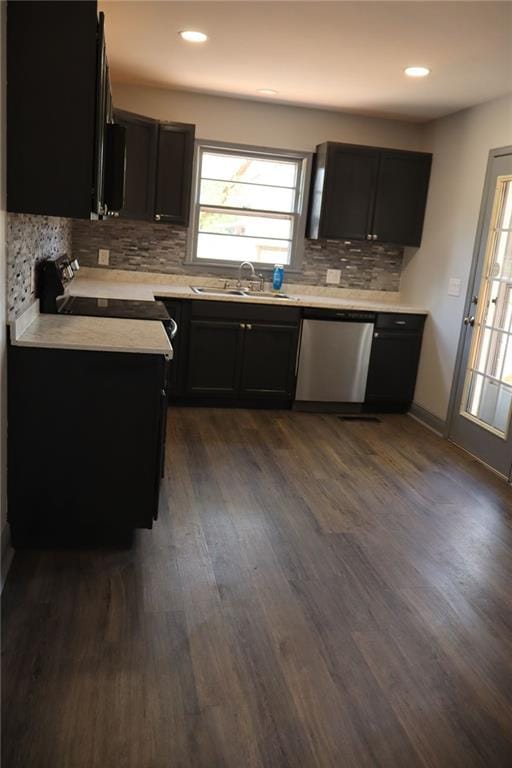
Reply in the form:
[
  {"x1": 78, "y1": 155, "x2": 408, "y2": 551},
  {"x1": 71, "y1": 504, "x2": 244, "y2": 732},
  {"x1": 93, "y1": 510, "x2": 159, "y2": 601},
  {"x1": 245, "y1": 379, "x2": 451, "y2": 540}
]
[
  {"x1": 191, "y1": 286, "x2": 247, "y2": 296},
  {"x1": 191, "y1": 286, "x2": 296, "y2": 300},
  {"x1": 250, "y1": 291, "x2": 295, "y2": 300}
]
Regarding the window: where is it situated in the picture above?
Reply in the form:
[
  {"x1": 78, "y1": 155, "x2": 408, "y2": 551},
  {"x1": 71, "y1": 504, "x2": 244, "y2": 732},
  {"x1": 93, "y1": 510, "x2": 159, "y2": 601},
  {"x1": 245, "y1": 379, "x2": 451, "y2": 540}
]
[{"x1": 188, "y1": 141, "x2": 311, "y2": 269}]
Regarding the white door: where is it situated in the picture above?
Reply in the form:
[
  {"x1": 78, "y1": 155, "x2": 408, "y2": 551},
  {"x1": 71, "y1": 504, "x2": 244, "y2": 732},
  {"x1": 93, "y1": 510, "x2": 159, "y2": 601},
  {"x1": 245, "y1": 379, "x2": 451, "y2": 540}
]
[{"x1": 449, "y1": 149, "x2": 512, "y2": 478}]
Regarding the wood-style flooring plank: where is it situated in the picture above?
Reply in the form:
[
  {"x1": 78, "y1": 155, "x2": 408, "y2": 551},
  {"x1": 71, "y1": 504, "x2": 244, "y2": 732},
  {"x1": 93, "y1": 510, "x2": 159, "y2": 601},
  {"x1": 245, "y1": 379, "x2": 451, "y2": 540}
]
[{"x1": 2, "y1": 409, "x2": 512, "y2": 767}]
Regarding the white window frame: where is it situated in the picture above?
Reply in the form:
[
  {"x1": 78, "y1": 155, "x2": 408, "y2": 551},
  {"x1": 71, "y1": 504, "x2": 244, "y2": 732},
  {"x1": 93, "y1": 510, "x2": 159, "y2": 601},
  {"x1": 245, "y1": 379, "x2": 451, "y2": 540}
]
[{"x1": 186, "y1": 139, "x2": 312, "y2": 273}]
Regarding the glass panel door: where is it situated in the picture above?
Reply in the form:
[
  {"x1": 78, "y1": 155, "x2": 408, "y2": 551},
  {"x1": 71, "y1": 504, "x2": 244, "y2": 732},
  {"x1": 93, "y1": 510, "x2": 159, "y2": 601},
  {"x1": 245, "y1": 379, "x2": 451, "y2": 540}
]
[
  {"x1": 461, "y1": 176, "x2": 512, "y2": 436},
  {"x1": 449, "y1": 149, "x2": 512, "y2": 478}
]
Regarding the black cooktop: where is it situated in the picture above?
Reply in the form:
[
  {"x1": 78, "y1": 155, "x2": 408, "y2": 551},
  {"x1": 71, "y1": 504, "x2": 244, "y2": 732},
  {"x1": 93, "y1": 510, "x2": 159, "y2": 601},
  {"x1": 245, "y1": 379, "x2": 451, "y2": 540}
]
[{"x1": 58, "y1": 295, "x2": 171, "y2": 321}]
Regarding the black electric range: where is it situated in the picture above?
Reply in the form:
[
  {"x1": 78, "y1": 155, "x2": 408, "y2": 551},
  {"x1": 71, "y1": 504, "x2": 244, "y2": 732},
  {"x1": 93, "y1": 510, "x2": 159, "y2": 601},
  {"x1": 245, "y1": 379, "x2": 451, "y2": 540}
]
[
  {"x1": 57, "y1": 296, "x2": 177, "y2": 340},
  {"x1": 37, "y1": 255, "x2": 177, "y2": 340}
]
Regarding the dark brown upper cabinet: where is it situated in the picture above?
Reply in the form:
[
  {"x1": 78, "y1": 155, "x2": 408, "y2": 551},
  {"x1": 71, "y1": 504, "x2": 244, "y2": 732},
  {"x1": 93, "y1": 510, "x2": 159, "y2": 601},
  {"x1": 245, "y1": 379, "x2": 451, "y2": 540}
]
[
  {"x1": 308, "y1": 142, "x2": 432, "y2": 247},
  {"x1": 155, "y1": 123, "x2": 195, "y2": 225},
  {"x1": 115, "y1": 111, "x2": 159, "y2": 221},
  {"x1": 7, "y1": 1, "x2": 118, "y2": 220},
  {"x1": 115, "y1": 111, "x2": 195, "y2": 226}
]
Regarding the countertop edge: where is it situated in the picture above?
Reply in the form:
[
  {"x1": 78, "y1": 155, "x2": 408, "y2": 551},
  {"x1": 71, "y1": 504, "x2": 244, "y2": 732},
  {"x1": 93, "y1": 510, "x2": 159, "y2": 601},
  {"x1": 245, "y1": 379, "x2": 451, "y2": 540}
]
[{"x1": 10, "y1": 303, "x2": 173, "y2": 358}]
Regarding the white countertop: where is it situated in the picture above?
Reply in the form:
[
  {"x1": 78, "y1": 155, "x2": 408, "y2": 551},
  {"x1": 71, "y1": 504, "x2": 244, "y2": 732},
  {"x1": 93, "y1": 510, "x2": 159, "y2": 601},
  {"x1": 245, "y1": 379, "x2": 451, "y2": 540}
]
[
  {"x1": 11, "y1": 301, "x2": 173, "y2": 357},
  {"x1": 69, "y1": 268, "x2": 428, "y2": 315}
]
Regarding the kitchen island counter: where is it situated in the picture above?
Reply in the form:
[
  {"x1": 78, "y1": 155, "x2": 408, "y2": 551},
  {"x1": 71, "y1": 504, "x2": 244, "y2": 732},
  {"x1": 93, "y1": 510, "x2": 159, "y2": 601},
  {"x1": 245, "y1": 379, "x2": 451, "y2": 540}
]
[{"x1": 10, "y1": 302, "x2": 173, "y2": 357}]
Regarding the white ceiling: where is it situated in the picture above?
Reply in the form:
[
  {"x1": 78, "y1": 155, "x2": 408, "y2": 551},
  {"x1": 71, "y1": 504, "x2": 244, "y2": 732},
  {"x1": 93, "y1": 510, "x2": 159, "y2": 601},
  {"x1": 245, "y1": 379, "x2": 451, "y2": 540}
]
[{"x1": 100, "y1": 1, "x2": 512, "y2": 122}]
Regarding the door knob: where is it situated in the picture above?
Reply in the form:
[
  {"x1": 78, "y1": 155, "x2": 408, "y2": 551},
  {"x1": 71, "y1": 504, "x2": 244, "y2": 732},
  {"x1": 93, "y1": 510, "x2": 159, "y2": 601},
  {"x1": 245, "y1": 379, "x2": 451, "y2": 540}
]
[
  {"x1": 155, "y1": 214, "x2": 161, "y2": 221},
  {"x1": 464, "y1": 316, "x2": 475, "y2": 326},
  {"x1": 372, "y1": 234, "x2": 378, "y2": 240},
  {"x1": 367, "y1": 234, "x2": 372, "y2": 240}
]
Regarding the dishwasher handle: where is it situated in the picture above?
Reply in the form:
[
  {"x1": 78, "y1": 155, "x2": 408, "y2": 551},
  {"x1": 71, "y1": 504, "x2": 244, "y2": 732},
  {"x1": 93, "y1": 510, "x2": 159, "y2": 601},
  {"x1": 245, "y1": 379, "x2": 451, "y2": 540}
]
[{"x1": 302, "y1": 307, "x2": 376, "y2": 323}]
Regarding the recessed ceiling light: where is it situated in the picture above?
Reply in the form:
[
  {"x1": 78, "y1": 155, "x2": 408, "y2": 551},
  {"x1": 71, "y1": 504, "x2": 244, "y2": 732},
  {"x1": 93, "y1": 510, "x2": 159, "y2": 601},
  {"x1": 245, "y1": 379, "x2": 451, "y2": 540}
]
[
  {"x1": 179, "y1": 30, "x2": 208, "y2": 43},
  {"x1": 404, "y1": 66, "x2": 431, "y2": 78},
  {"x1": 257, "y1": 89, "x2": 278, "y2": 96}
]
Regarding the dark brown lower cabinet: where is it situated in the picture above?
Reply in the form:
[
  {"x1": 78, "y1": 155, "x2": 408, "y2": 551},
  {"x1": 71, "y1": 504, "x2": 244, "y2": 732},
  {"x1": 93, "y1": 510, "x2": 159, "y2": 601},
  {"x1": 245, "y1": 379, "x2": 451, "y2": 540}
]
[
  {"x1": 182, "y1": 301, "x2": 300, "y2": 406},
  {"x1": 188, "y1": 319, "x2": 243, "y2": 395},
  {"x1": 7, "y1": 342, "x2": 168, "y2": 547},
  {"x1": 240, "y1": 323, "x2": 298, "y2": 397},
  {"x1": 365, "y1": 314, "x2": 426, "y2": 412}
]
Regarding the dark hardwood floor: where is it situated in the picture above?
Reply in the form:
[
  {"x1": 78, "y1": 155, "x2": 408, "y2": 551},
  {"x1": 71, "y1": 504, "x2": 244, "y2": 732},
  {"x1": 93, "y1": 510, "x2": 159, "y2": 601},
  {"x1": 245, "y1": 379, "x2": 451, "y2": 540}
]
[{"x1": 2, "y1": 409, "x2": 512, "y2": 767}]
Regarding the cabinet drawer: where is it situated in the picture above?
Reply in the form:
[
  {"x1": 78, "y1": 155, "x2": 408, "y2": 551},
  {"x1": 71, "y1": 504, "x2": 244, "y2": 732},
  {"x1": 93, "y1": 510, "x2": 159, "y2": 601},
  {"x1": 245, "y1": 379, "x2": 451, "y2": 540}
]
[
  {"x1": 375, "y1": 313, "x2": 425, "y2": 332},
  {"x1": 191, "y1": 299, "x2": 300, "y2": 324}
]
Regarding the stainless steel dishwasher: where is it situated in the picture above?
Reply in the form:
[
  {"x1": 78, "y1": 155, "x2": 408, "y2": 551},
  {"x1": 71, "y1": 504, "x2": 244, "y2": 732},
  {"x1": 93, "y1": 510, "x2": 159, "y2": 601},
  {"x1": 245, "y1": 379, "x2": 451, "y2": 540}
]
[{"x1": 295, "y1": 309, "x2": 376, "y2": 405}]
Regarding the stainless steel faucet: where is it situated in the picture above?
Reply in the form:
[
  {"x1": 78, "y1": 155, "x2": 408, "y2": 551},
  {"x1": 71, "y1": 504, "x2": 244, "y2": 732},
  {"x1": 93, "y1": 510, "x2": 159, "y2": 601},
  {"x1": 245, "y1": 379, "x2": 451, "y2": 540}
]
[
  {"x1": 237, "y1": 261, "x2": 265, "y2": 291},
  {"x1": 237, "y1": 261, "x2": 256, "y2": 285}
]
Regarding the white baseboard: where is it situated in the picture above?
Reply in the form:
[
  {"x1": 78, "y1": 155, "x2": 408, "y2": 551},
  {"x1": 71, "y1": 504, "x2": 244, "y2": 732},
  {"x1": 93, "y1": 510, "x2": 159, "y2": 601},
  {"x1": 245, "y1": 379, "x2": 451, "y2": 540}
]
[{"x1": 408, "y1": 402, "x2": 447, "y2": 437}]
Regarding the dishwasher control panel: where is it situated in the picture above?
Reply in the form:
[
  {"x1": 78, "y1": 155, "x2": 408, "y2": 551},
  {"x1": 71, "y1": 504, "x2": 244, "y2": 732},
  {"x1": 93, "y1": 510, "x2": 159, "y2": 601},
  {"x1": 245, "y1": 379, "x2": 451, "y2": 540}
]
[{"x1": 302, "y1": 307, "x2": 376, "y2": 323}]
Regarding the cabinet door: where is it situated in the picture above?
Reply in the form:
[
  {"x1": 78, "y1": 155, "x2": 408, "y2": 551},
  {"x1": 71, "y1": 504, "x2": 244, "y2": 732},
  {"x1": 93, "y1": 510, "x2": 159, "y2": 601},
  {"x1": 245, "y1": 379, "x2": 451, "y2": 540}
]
[
  {"x1": 7, "y1": 0, "x2": 99, "y2": 219},
  {"x1": 321, "y1": 145, "x2": 380, "y2": 240},
  {"x1": 372, "y1": 151, "x2": 432, "y2": 246},
  {"x1": 115, "y1": 110, "x2": 158, "y2": 221},
  {"x1": 365, "y1": 331, "x2": 423, "y2": 409},
  {"x1": 240, "y1": 323, "x2": 299, "y2": 398},
  {"x1": 187, "y1": 320, "x2": 243, "y2": 395},
  {"x1": 154, "y1": 123, "x2": 195, "y2": 225}
]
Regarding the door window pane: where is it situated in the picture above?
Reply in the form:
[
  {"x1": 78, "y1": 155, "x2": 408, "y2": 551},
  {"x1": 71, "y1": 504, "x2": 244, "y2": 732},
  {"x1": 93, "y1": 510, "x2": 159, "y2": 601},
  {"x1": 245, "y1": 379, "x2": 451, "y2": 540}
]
[{"x1": 496, "y1": 179, "x2": 512, "y2": 230}]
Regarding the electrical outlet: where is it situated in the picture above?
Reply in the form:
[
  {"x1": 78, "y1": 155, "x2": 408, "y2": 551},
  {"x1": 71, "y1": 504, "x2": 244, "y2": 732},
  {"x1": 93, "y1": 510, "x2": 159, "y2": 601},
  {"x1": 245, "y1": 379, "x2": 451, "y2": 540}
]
[
  {"x1": 326, "y1": 269, "x2": 341, "y2": 285},
  {"x1": 98, "y1": 248, "x2": 110, "y2": 266}
]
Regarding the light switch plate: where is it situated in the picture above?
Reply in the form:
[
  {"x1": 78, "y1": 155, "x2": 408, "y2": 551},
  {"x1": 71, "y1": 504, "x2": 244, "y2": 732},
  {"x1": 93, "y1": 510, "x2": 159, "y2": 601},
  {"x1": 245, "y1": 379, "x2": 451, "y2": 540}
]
[
  {"x1": 98, "y1": 248, "x2": 110, "y2": 266},
  {"x1": 326, "y1": 269, "x2": 341, "y2": 285},
  {"x1": 448, "y1": 277, "x2": 461, "y2": 297}
]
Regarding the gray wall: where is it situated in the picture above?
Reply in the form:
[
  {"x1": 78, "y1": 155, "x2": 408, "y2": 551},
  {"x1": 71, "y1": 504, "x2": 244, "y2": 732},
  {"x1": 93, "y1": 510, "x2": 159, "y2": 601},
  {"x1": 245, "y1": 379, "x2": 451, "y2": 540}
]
[
  {"x1": 401, "y1": 93, "x2": 512, "y2": 420},
  {"x1": 112, "y1": 83, "x2": 426, "y2": 153}
]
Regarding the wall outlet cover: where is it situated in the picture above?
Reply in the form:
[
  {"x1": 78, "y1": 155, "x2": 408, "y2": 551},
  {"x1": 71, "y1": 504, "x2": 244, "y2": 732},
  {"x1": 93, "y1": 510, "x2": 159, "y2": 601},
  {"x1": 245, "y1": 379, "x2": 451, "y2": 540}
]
[
  {"x1": 98, "y1": 248, "x2": 110, "y2": 266},
  {"x1": 448, "y1": 277, "x2": 461, "y2": 297},
  {"x1": 326, "y1": 269, "x2": 341, "y2": 285}
]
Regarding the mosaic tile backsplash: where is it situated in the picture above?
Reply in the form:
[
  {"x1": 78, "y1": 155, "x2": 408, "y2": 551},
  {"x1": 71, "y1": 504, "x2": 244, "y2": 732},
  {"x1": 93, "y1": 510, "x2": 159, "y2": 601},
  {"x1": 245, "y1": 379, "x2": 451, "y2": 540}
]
[
  {"x1": 7, "y1": 213, "x2": 72, "y2": 319},
  {"x1": 7, "y1": 213, "x2": 403, "y2": 320},
  {"x1": 71, "y1": 218, "x2": 404, "y2": 292}
]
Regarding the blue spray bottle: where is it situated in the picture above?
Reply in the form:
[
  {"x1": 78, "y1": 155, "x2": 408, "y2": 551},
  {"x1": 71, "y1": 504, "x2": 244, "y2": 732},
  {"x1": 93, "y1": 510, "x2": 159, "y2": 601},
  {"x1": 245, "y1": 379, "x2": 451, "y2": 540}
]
[{"x1": 272, "y1": 264, "x2": 284, "y2": 292}]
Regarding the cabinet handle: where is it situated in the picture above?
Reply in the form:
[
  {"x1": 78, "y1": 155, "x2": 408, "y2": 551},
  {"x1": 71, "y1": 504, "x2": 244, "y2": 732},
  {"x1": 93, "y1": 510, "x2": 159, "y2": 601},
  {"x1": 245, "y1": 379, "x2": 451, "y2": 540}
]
[
  {"x1": 246, "y1": 324, "x2": 252, "y2": 330},
  {"x1": 367, "y1": 234, "x2": 372, "y2": 240},
  {"x1": 372, "y1": 234, "x2": 378, "y2": 240},
  {"x1": 155, "y1": 214, "x2": 161, "y2": 221}
]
